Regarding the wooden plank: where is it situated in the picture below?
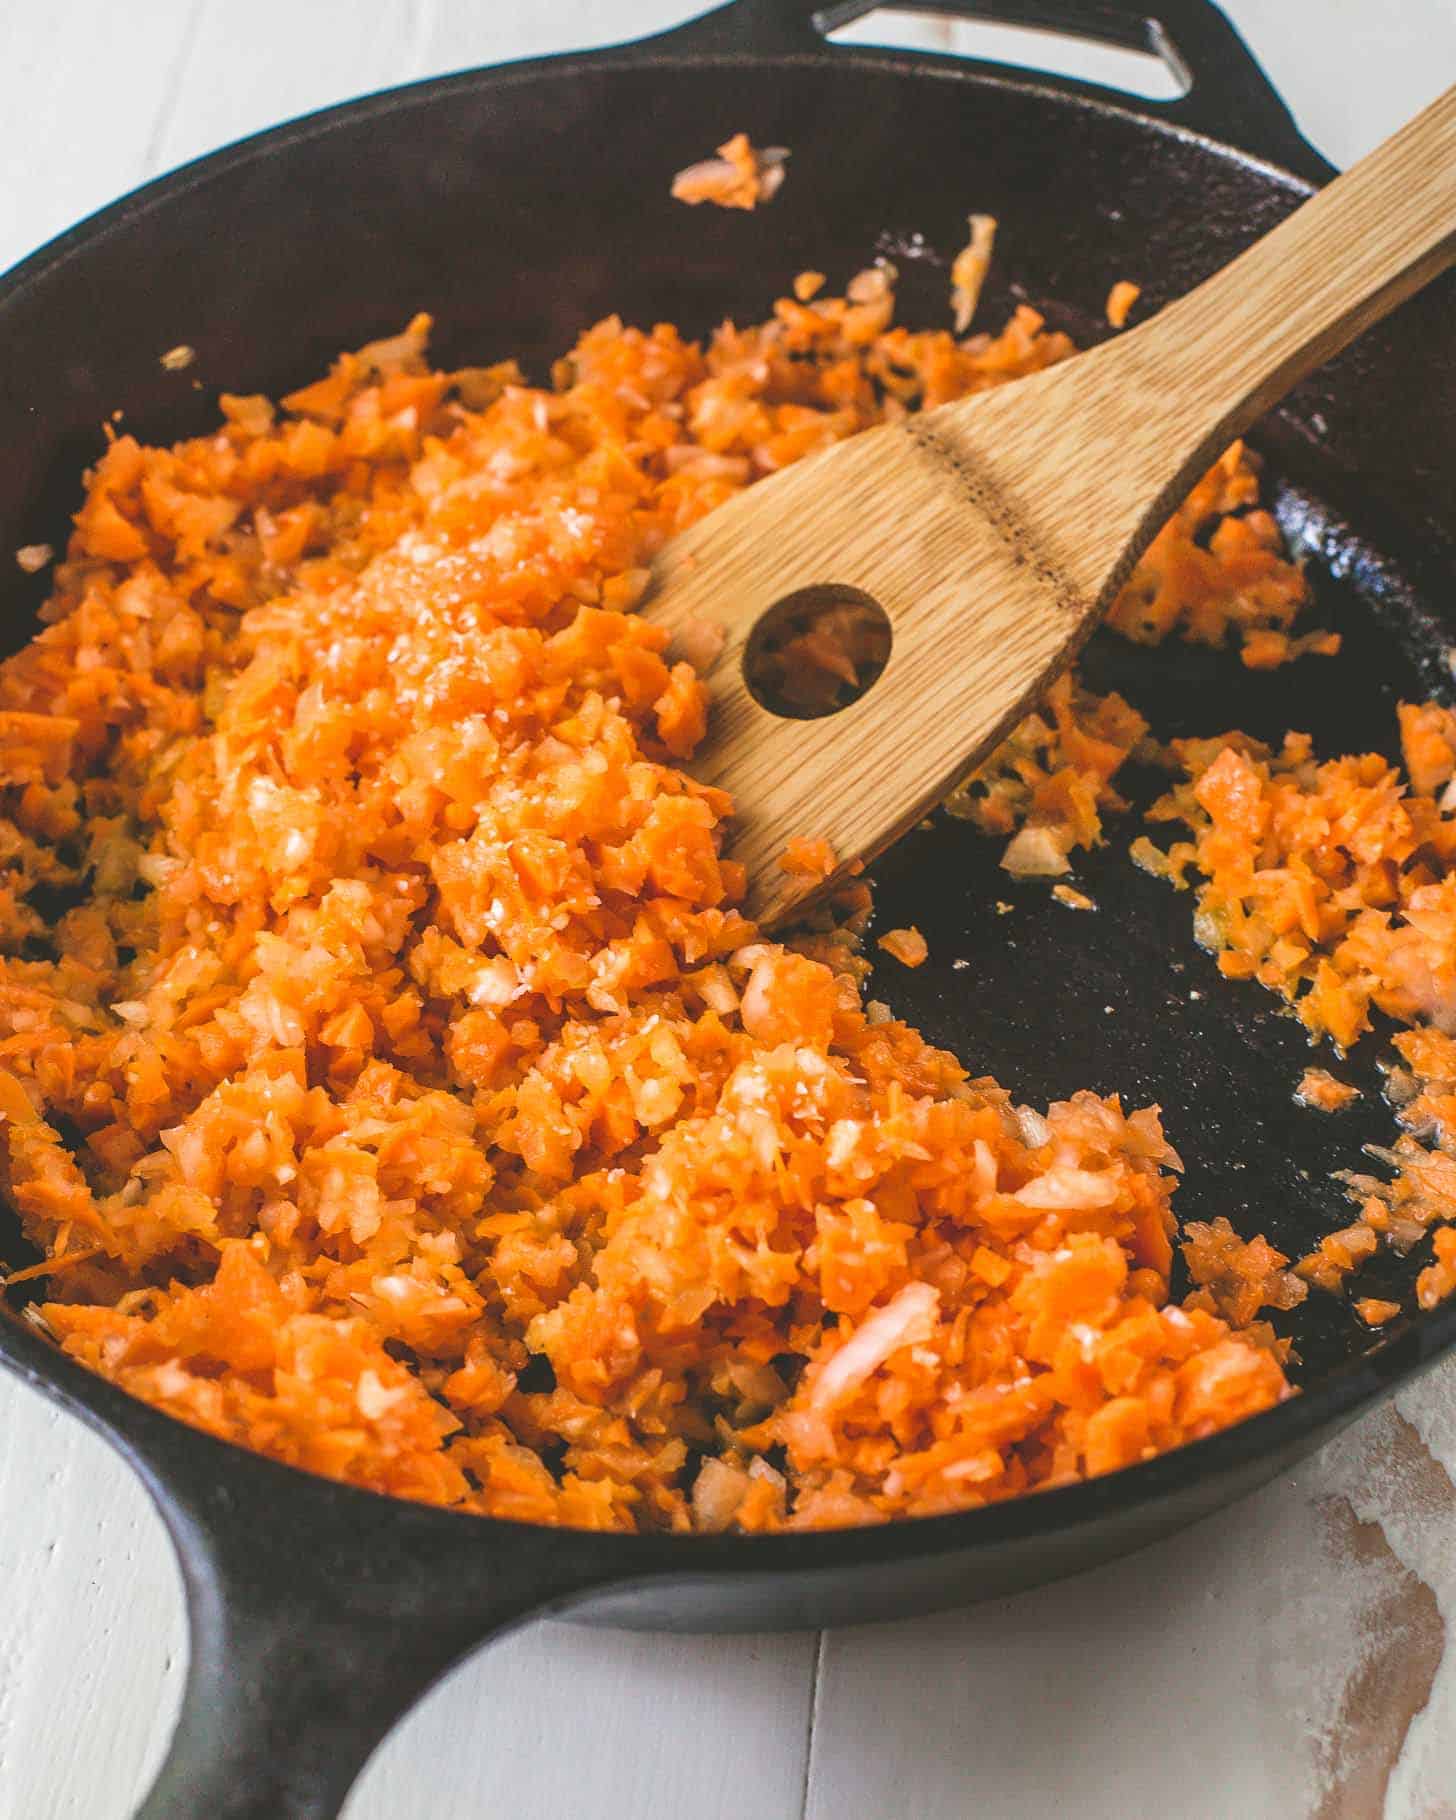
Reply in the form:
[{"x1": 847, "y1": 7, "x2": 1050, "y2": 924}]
[
  {"x1": 145, "y1": 0, "x2": 430, "y2": 178},
  {"x1": 344, "y1": 1624, "x2": 817, "y2": 1820},
  {"x1": 0, "y1": 1349, "x2": 817, "y2": 1820},
  {"x1": 808, "y1": 1359, "x2": 1456, "y2": 1820},
  {"x1": 0, "y1": 1375, "x2": 184, "y2": 1820},
  {"x1": 1220, "y1": 0, "x2": 1456, "y2": 166},
  {"x1": 418, "y1": 0, "x2": 701, "y2": 71},
  {"x1": 0, "y1": 0, "x2": 198, "y2": 273}
]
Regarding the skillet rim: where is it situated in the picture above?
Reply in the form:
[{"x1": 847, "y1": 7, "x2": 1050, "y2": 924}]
[{"x1": 1, "y1": 38, "x2": 1453, "y2": 1576}]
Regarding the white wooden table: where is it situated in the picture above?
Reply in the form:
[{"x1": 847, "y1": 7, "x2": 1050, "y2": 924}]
[{"x1": 1, "y1": 5, "x2": 1454, "y2": 1817}]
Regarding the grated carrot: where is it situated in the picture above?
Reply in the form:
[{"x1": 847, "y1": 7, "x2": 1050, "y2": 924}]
[
  {"x1": 671, "y1": 134, "x2": 788, "y2": 210},
  {"x1": 878, "y1": 926, "x2": 928, "y2": 967},
  {"x1": 0, "y1": 277, "x2": 1296, "y2": 1531},
  {"x1": 1295, "y1": 1068, "x2": 1359, "y2": 1113}
]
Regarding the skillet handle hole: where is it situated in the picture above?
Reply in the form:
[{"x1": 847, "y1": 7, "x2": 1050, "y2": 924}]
[{"x1": 820, "y1": 5, "x2": 1189, "y2": 101}]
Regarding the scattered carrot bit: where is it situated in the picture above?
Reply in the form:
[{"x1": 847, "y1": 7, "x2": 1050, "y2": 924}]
[
  {"x1": 1295, "y1": 1068, "x2": 1360, "y2": 1113},
  {"x1": 1399, "y1": 700, "x2": 1456, "y2": 796},
  {"x1": 1240, "y1": 627, "x2": 1341, "y2": 670},
  {"x1": 947, "y1": 671, "x2": 1146, "y2": 870},
  {"x1": 1182, "y1": 1217, "x2": 1306, "y2": 1326},
  {"x1": 950, "y1": 213, "x2": 997, "y2": 334},
  {"x1": 878, "y1": 926, "x2": 928, "y2": 967},
  {"x1": 1355, "y1": 1298, "x2": 1401, "y2": 1327},
  {"x1": 1000, "y1": 824, "x2": 1072, "y2": 878},
  {"x1": 1418, "y1": 1229, "x2": 1456, "y2": 1310},
  {"x1": 779, "y1": 836, "x2": 838, "y2": 882},
  {"x1": 159, "y1": 344, "x2": 196, "y2": 371},
  {"x1": 1052, "y1": 884, "x2": 1096, "y2": 912},
  {"x1": 671, "y1": 613, "x2": 727, "y2": 676},
  {"x1": 671, "y1": 133, "x2": 788, "y2": 210},
  {"x1": 1296, "y1": 1223, "x2": 1382, "y2": 1293},
  {"x1": 14, "y1": 544, "x2": 53, "y2": 574},
  {"x1": 2, "y1": 1245, "x2": 101, "y2": 1286},
  {"x1": 1106, "y1": 280, "x2": 1141, "y2": 329},
  {"x1": 793, "y1": 271, "x2": 826, "y2": 302},
  {"x1": 970, "y1": 1245, "x2": 1013, "y2": 1287}
]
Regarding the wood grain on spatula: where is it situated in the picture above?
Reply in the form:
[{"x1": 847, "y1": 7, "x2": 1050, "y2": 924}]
[{"x1": 644, "y1": 85, "x2": 1456, "y2": 926}]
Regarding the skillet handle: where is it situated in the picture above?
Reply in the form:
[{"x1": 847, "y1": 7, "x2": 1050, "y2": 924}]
[
  {"x1": 656, "y1": 0, "x2": 1336, "y2": 184},
  {"x1": 124, "y1": 1425, "x2": 627, "y2": 1820}
]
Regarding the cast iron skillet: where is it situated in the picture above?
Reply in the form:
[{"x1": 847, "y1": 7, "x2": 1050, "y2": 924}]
[{"x1": 0, "y1": 2, "x2": 1453, "y2": 1815}]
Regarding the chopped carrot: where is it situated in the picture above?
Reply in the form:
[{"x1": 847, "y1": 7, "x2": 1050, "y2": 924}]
[
  {"x1": 1294, "y1": 1068, "x2": 1359, "y2": 1113},
  {"x1": 671, "y1": 134, "x2": 788, "y2": 210},
  {"x1": 951, "y1": 214, "x2": 997, "y2": 333},
  {"x1": 878, "y1": 926, "x2": 928, "y2": 967},
  {"x1": 1106, "y1": 280, "x2": 1141, "y2": 328},
  {"x1": 1419, "y1": 1230, "x2": 1456, "y2": 1310},
  {"x1": 779, "y1": 836, "x2": 838, "y2": 881}
]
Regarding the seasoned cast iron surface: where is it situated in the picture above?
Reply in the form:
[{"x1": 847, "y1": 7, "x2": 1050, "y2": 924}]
[{"x1": 868, "y1": 456, "x2": 1448, "y2": 1386}]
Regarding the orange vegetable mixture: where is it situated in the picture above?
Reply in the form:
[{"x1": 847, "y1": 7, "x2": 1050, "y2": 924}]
[{"x1": 0, "y1": 271, "x2": 1380, "y2": 1533}]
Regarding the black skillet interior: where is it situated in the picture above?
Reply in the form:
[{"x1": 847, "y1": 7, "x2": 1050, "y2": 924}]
[
  {"x1": 871, "y1": 454, "x2": 1456, "y2": 1383},
  {"x1": 0, "y1": 3, "x2": 1454, "y2": 1817}
]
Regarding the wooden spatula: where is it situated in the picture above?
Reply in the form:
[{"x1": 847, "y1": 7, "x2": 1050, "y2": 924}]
[{"x1": 645, "y1": 86, "x2": 1456, "y2": 925}]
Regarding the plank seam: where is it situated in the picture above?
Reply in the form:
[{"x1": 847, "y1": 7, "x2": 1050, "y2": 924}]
[
  {"x1": 140, "y1": 0, "x2": 207, "y2": 179},
  {"x1": 798, "y1": 1630, "x2": 826, "y2": 1820}
]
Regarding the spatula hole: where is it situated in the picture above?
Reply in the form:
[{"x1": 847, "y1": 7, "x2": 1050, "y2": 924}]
[{"x1": 742, "y1": 584, "x2": 892, "y2": 720}]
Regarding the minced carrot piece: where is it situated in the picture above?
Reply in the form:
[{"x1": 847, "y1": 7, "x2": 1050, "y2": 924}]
[
  {"x1": 1419, "y1": 1229, "x2": 1456, "y2": 1310},
  {"x1": 1296, "y1": 1223, "x2": 1381, "y2": 1293},
  {"x1": 1240, "y1": 627, "x2": 1341, "y2": 669},
  {"x1": 1355, "y1": 1298, "x2": 1401, "y2": 1327},
  {"x1": 950, "y1": 214, "x2": 997, "y2": 333},
  {"x1": 1106, "y1": 280, "x2": 1140, "y2": 328},
  {"x1": 779, "y1": 836, "x2": 838, "y2": 881},
  {"x1": 1398, "y1": 700, "x2": 1456, "y2": 795},
  {"x1": 878, "y1": 926, "x2": 928, "y2": 967},
  {"x1": 1052, "y1": 884, "x2": 1096, "y2": 911},
  {"x1": 1182, "y1": 1217, "x2": 1306, "y2": 1326},
  {"x1": 671, "y1": 134, "x2": 788, "y2": 210},
  {"x1": 1295, "y1": 1068, "x2": 1359, "y2": 1113}
]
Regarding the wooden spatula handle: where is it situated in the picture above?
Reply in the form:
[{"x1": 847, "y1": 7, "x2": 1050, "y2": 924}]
[{"x1": 1139, "y1": 84, "x2": 1456, "y2": 463}]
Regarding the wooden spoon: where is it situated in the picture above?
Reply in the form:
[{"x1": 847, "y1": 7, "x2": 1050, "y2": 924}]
[{"x1": 645, "y1": 86, "x2": 1456, "y2": 925}]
